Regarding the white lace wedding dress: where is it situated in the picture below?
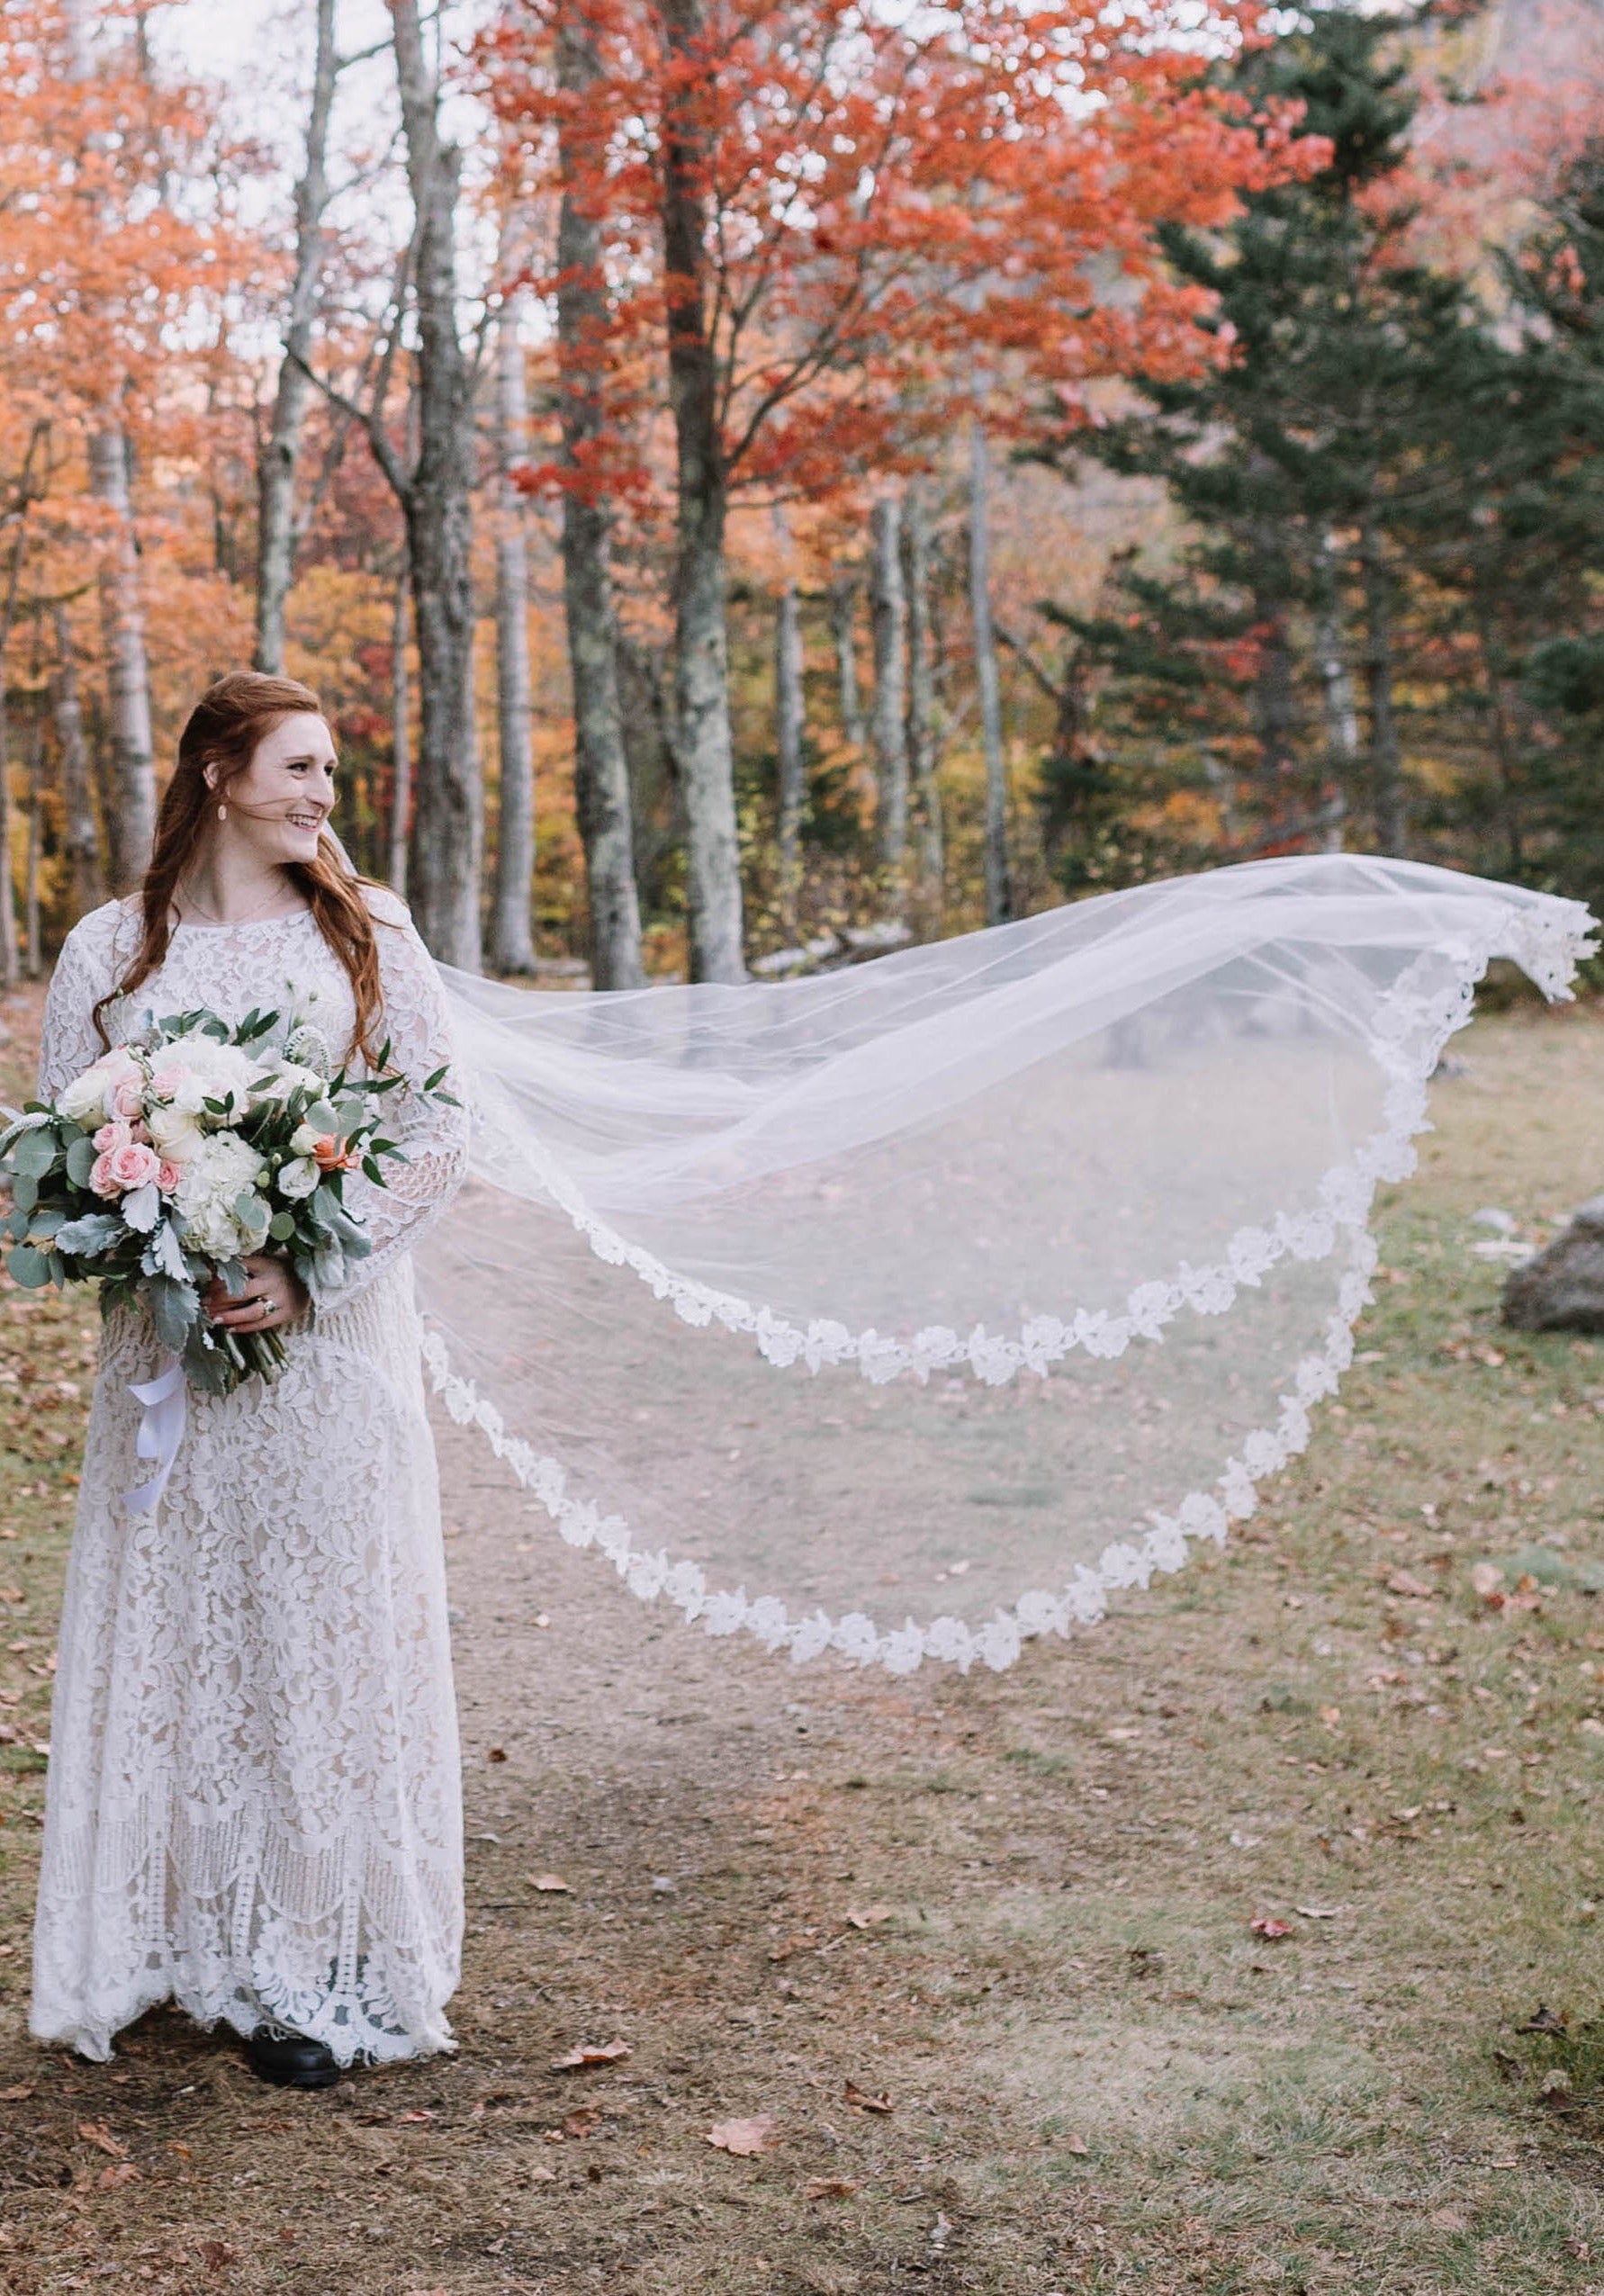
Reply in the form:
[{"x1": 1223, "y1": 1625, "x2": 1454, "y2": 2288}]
[{"x1": 29, "y1": 892, "x2": 468, "y2": 2066}]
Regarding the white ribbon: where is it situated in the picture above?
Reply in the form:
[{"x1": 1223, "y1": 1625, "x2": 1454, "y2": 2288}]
[{"x1": 124, "y1": 1355, "x2": 187, "y2": 1516}]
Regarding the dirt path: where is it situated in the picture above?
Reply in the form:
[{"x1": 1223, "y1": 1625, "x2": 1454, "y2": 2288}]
[{"x1": 5, "y1": 991, "x2": 1604, "y2": 2293}]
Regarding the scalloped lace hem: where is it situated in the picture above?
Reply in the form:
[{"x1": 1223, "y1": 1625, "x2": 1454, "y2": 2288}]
[{"x1": 426, "y1": 898, "x2": 1594, "y2": 1675}]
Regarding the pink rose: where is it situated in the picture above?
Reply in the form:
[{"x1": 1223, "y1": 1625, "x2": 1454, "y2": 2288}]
[
  {"x1": 91, "y1": 1140, "x2": 161, "y2": 1197},
  {"x1": 156, "y1": 1159, "x2": 185, "y2": 1193},
  {"x1": 149, "y1": 1063, "x2": 191, "y2": 1100},
  {"x1": 92, "y1": 1119, "x2": 132, "y2": 1154},
  {"x1": 112, "y1": 1079, "x2": 144, "y2": 1120}
]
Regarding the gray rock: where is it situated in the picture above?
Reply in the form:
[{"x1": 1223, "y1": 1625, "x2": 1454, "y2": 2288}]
[{"x1": 1501, "y1": 1196, "x2": 1604, "y2": 1331}]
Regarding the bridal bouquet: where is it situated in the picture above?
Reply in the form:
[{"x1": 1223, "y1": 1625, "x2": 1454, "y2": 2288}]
[{"x1": 0, "y1": 1006, "x2": 455, "y2": 1395}]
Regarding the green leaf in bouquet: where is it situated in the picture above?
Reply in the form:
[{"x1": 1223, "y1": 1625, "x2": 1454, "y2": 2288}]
[
  {"x1": 333, "y1": 1095, "x2": 365, "y2": 1131},
  {"x1": 311, "y1": 1238, "x2": 346, "y2": 1292},
  {"x1": 303, "y1": 1101, "x2": 340, "y2": 1136},
  {"x1": 141, "y1": 1222, "x2": 188, "y2": 1283},
  {"x1": 268, "y1": 1210, "x2": 296, "y2": 1242},
  {"x1": 55, "y1": 1211, "x2": 126, "y2": 1256},
  {"x1": 423, "y1": 1066, "x2": 449, "y2": 1092},
  {"x1": 65, "y1": 1133, "x2": 99, "y2": 1189},
  {"x1": 361, "y1": 1156, "x2": 383, "y2": 1184},
  {"x1": 310, "y1": 1183, "x2": 339, "y2": 1227},
  {"x1": 7, "y1": 1244, "x2": 52, "y2": 1288},
  {"x1": 142, "y1": 1272, "x2": 201, "y2": 1352},
  {"x1": 182, "y1": 1319, "x2": 236, "y2": 1395},
  {"x1": 28, "y1": 1208, "x2": 67, "y2": 1238},
  {"x1": 48, "y1": 1249, "x2": 65, "y2": 1283},
  {"x1": 7, "y1": 1207, "x2": 30, "y2": 1239},
  {"x1": 11, "y1": 1172, "x2": 37, "y2": 1216},
  {"x1": 215, "y1": 1257, "x2": 250, "y2": 1298},
  {"x1": 322, "y1": 1204, "x2": 369, "y2": 1255},
  {"x1": 233, "y1": 1191, "x2": 270, "y2": 1238},
  {"x1": 12, "y1": 1126, "x2": 59, "y2": 1180}
]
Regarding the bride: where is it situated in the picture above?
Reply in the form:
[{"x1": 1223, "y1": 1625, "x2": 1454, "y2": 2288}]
[{"x1": 30, "y1": 671, "x2": 467, "y2": 2090}]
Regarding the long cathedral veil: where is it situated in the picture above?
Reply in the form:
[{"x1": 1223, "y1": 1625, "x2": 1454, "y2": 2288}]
[{"x1": 413, "y1": 855, "x2": 1593, "y2": 1674}]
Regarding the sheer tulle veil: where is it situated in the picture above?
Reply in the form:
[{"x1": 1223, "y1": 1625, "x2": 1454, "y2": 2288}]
[{"x1": 411, "y1": 855, "x2": 1594, "y2": 1675}]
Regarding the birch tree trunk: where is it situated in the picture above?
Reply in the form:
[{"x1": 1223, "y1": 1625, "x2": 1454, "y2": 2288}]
[
  {"x1": 391, "y1": 0, "x2": 482, "y2": 969},
  {"x1": 489, "y1": 280, "x2": 536, "y2": 974},
  {"x1": 904, "y1": 478, "x2": 942, "y2": 912},
  {"x1": 775, "y1": 562, "x2": 806, "y2": 923},
  {"x1": 0, "y1": 687, "x2": 16, "y2": 990},
  {"x1": 52, "y1": 606, "x2": 103, "y2": 914},
  {"x1": 1311, "y1": 535, "x2": 1355, "y2": 854},
  {"x1": 24, "y1": 707, "x2": 42, "y2": 978},
  {"x1": 555, "y1": 12, "x2": 644, "y2": 991},
  {"x1": 89, "y1": 425, "x2": 158, "y2": 891},
  {"x1": 660, "y1": 0, "x2": 744, "y2": 983},
  {"x1": 255, "y1": 0, "x2": 338, "y2": 673},
  {"x1": 1359, "y1": 516, "x2": 1405, "y2": 856},
  {"x1": 968, "y1": 419, "x2": 1012, "y2": 926},
  {"x1": 62, "y1": 0, "x2": 155, "y2": 890},
  {"x1": 829, "y1": 572, "x2": 866, "y2": 749},
  {"x1": 870, "y1": 492, "x2": 908, "y2": 881},
  {"x1": 388, "y1": 560, "x2": 411, "y2": 896}
]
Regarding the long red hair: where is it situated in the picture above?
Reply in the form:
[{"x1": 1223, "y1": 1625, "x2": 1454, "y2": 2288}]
[{"x1": 95, "y1": 672, "x2": 390, "y2": 1058}]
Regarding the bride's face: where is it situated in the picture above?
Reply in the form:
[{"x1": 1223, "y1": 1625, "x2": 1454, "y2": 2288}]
[{"x1": 212, "y1": 712, "x2": 338, "y2": 870}]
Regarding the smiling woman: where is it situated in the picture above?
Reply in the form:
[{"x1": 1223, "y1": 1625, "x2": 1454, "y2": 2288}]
[{"x1": 31, "y1": 671, "x2": 469, "y2": 2091}]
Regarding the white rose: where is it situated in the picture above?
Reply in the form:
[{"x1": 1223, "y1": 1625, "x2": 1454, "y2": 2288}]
[
  {"x1": 289, "y1": 1122, "x2": 320, "y2": 1156},
  {"x1": 261, "y1": 1062, "x2": 329, "y2": 1104},
  {"x1": 147, "y1": 1103, "x2": 204, "y2": 1164},
  {"x1": 58, "y1": 1047, "x2": 140, "y2": 1126},
  {"x1": 277, "y1": 1156, "x2": 320, "y2": 1201},
  {"x1": 160, "y1": 1034, "x2": 258, "y2": 1113}
]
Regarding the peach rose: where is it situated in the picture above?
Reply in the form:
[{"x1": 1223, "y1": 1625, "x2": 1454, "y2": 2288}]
[
  {"x1": 90, "y1": 1140, "x2": 162, "y2": 1198},
  {"x1": 92, "y1": 1119, "x2": 132, "y2": 1155},
  {"x1": 311, "y1": 1133, "x2": 356, "y2": 1172}
]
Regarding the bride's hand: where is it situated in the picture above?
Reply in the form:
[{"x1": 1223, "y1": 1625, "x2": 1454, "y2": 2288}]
[{"x1": 204, "y1": 1253, "x2": 309, "y2": 1333}]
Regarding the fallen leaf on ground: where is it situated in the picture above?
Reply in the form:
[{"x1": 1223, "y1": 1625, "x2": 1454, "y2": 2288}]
[
  {"x1": 0, "y1": 2083, "x2": 32, "y2": 2100},
  {"x1": 1386, "y1": 1571, "x2": 1435, "y2": 1598},
  {"x1": 98, "y1": 2162, "x2": 139, "y2": 2188},
  {"x1": 1251, "y1": 1915, "x2": 1293, "y2": 1939},
  {"x1": 76, "y1": 2120, "x2": 126, "y2": 2158},
  {"x1": 1294, "y1": 1904, "x2": 1345, "y2": 1920},
  {"x1": 198, "y1": 2243, "x2": 236, "y2": 2270},
  {"x1": 845, "y1": 1904, "x2": 894, "y2": 1929},
  {"x1": 706, "y1": 2115, "x2": 777, "y2": 2156},
  {"x1": 1429, "y1": 2208, "x2": 1467, "y2": 2231},
  {"x1": 1518, "y1": 2005, "x2": 1568, "y2": 2035},
  {"x1": 803, "y1": 2175, "x2": 861, "y2": 2200},
  {"x1": 843, "y1": 2080, "x2": 893, "y2": 2113},
  {"x1": 550, "y1": 2039, "x2": 631, "y2": 2072},
  {"x1": 563, "y1": 2106, "x2": 603, "y2": 2138},
  {"x1": 1063, "y1": 2133, "x2": 1090, "y2": 2155},
  {"x1": 486, "y1": 1746, "x2": 508, "y2": 1763},
  {"x1": 527, "y1": 1873, "x2": 571, "y2": 1893}
]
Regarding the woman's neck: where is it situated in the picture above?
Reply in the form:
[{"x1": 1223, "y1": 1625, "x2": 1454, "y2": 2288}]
[{"x1": 175, "y1": 844, "x2": 308, "y2": 928}]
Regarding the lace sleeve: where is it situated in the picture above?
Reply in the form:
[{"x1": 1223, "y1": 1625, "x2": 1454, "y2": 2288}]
[
  {"x1": 37, "y1": 903, "x2": 127, "y2": 1103},
  {"x1": 308, "y1": 893, "x2": 469, "y2": 1311}
]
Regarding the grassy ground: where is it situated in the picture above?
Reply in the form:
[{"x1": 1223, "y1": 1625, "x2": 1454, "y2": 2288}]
[{"x1": 2, "y1": 983, "x2": 1604, "y2": 2294}]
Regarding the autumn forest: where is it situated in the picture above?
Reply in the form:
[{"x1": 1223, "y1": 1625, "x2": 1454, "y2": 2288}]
[{"x1": 5, "y1": 0, "x2": 1604, "y2": 990}]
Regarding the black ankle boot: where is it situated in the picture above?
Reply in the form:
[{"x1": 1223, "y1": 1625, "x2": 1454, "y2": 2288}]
[{"x1": 248, "y1": 2022, "x2": 341, "y2": 2090}]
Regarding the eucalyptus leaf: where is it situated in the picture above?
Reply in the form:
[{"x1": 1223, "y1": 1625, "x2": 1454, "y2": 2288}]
[
  {"x1": 65, "y1": 1134, "x2": 98, "y2": 1189},
  {"x1": 143, "y1": 1273, "x2": 200, "y2": 1352},
  {"x1": 11, "y1": 1127, "x2": 59, "y2": 1180},
  {"x1": 268, "y1": 1211, "x2": 296, "y2": 1242},
  {"x1": 6, "y1": 1243, "x2": 50, "y2": 1288},
  {"x1": 11, "y1": 1172, "x2": 37, "y2": 1216}
]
